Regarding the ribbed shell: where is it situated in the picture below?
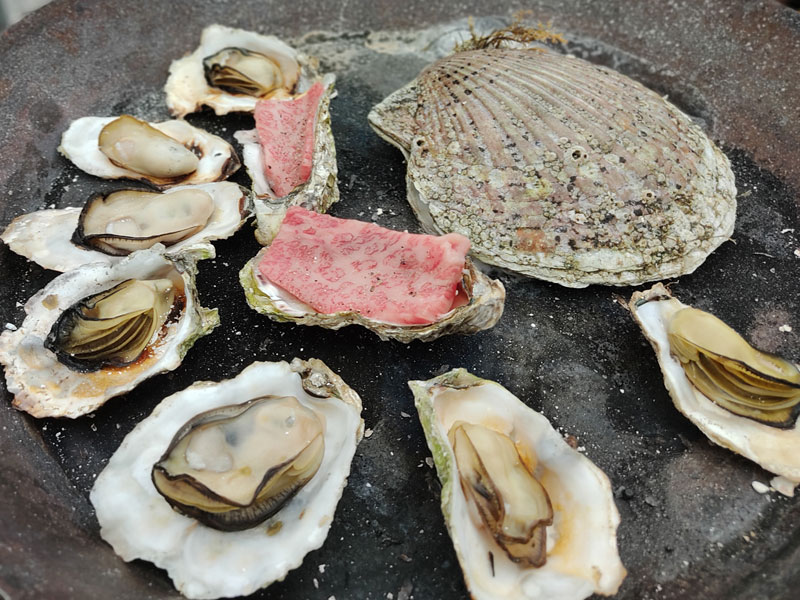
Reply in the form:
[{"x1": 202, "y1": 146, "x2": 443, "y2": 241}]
[{"x1": 368, "y1": 48, "x2": 737, "y2": 287}]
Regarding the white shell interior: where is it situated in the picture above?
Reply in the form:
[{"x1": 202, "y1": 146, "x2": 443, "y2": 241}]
[
  {"x1": 90, "y1": 360, "x2": 363, "y2": 600},
  {"x1": 1, "y1": 182, "x2": 250, "y2": 272},
  {"x1": 58, "y1": 116, "x2": 237, "y2": 187},
  {"x1": 416, "y1": 378, "x2": 626, "y2": 600},
  {"x1": 632, "y1": 287, "x2": 800, "y2": 485}
]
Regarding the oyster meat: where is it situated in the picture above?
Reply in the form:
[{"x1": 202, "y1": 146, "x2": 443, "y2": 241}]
[
  {"x1": 409, "y1": 368, "x2": 626, "y2": 600},
  {"x1": 165, "y1": 24, "x2": 320, "y2": 117},
  {"x1": 90, "y1": 359, "x2": 363, "y2": 600},
  {"x1": 369, "y1": 44, "x2": 736, "y2": 287},
  {"x1": 1, "y1": 182, "x2": 251, "y2": 272},
  {"x1": 59, "y1": 115, "x2": 240, "y2": 189},
  {"x1": 630, "y1": 283, "x2": 800, "y2": 485},
  {"x1": 0, "y1": 248, "x2": 218, "y2": 418},
  {"x1": 240, "y1": 207, "x2": 505, "y2": 342}
]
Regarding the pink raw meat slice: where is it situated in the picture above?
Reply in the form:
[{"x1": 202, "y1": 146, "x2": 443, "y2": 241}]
[
  {"x1": 254, "y1": 81, "x2": 325, "y2": 197},
  {"x1": 258, "y1": 207, "x2": 471, "y2": 325}
]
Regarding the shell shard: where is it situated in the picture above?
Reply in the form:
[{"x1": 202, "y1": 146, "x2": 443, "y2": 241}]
[
  {"x1": 91, "y1": 359, "x2": 363, "y2": 600},
  {"x1": 369, "y1": 47, "x2": 737, "y2": 287},
  {"x1": 1, "y1": 182, "x2": 251, "y2": 272},
  {"x1": 0, "y1": 249, "x2": 219, "y2": 418},
  {"x1": 630, "y1": 283, "x2": 800, "y2": 482},
  {"x1": 410, "y1": 369, "x2": 626, "y2": 600},
  {"x1": 59, "y1": 116, "x2": 240, "y2": 189}
]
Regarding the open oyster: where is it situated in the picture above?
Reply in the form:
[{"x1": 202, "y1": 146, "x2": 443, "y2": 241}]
[
  {"x1": 91, "y1": 359, "x2": 363, "y2": 600},
  {"x1": 59, "y1": 115, "x2": 240, "y2": 189},
  {"x1": 0, "y1": 248, "x2": 218, "y2": 418},
  {"x1": 409, "y1": 369, "x2": 626, "y2": 600},
  {"x1": 630, "y1": 283, "x2": 800, "y2": 485},
  {"x1": 369, "y1": 41, "x2": 736, "y2": 287},
  {"x1": 240, "y1": 207, "x2": 505, "y2": 342},
  {"x1": 1, "y1": 182, "x2": 251, "y2": 272},
  {"x1": 165, "y1": 24, "x2": 321, "y2": 117}
]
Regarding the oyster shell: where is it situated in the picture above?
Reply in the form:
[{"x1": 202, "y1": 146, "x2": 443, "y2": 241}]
[
  {"x1": 0, "y1": 249, "x2": 218, "y2": 418},
  {"x1": 90, "y1": 359, "x2": 363, "y2": 600},
  {"x1": 234, "y1": 74, "x2": 338, "y2": 244},
  {"x1": 165, "y1": 24, "x2": 320, "y2": 117},
  {"x1": 630, "y1": 283, "x2": 800, "y2": 484},
  {"x1": 239, "y1": 207, "x2": 505, "y2": 343},
  {"x1": 369, "y1": 47, "x2": 737, "y2": 287},
  {"x1": 1, "y1": 182, "x2": 251, "y2": 272},
  {"x1": 240, "y1": 242, "x2": 505, "y2": 343},
  {"x1": 59, "y1": 115, "x2": 240, "y2": 188},
  {"x1": 409, "y1": 368, "x2": 626, "y2": 600}
]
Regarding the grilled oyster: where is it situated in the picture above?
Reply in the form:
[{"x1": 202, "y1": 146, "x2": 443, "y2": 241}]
[
  {"x1": 59, "y1": 115, "x2": 240, "y2": 188},
  {"x1": 369, "y1": 42, "x2": 736, "y2": 287},
  {"x1": 409, "y1": 369, "x2": 626, "y2": 600},
  {"x1": 165, "y1": 24, "x2": 321, "y2": 117},
  {"x1": 234, "y1": 75, "x2": 338, "y2": 244},
  {"x1": 91, "y1": 359, "x2": 363, "y2": 599},
  {"x1": 0, "y1": 249, "x2": 218, "y2": 418},
  {"x1": 1, "y1": 182, "x2": 251, "y2": 272},
  {"x1": 630, "y1": 283, "x2": 800, "y2": 485}
]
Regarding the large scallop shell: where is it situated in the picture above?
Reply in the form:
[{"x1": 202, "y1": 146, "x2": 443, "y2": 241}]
[{"x1": 369, "y1": 48, "x2": 736, "y2": 287}]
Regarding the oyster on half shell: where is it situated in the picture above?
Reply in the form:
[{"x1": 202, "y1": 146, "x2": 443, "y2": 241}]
[
  {"x1": 59, "y1": 115, "x2": 240, "y2": 189},
  {"x1": 1, "y1": 182, "x2": 251, "y2": 272},
  {"x1": 369, "y1": 45, "x2": 736, "y2": 287},
  {"x1": 630, "y1": 283, "x2": 800, "y2": 486},
  {"x1": 91, "y1": 359, "x2": 363, "y2": 600},
  {"x1": 165, "y1": 24, "x2": 321, "y2": 117},
  {"x1": 409, "y1": 369, "x2": 626, "y2": 600},
  {"x1": 0, "y1": 248, "x2": 218, "y2": 418}
]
